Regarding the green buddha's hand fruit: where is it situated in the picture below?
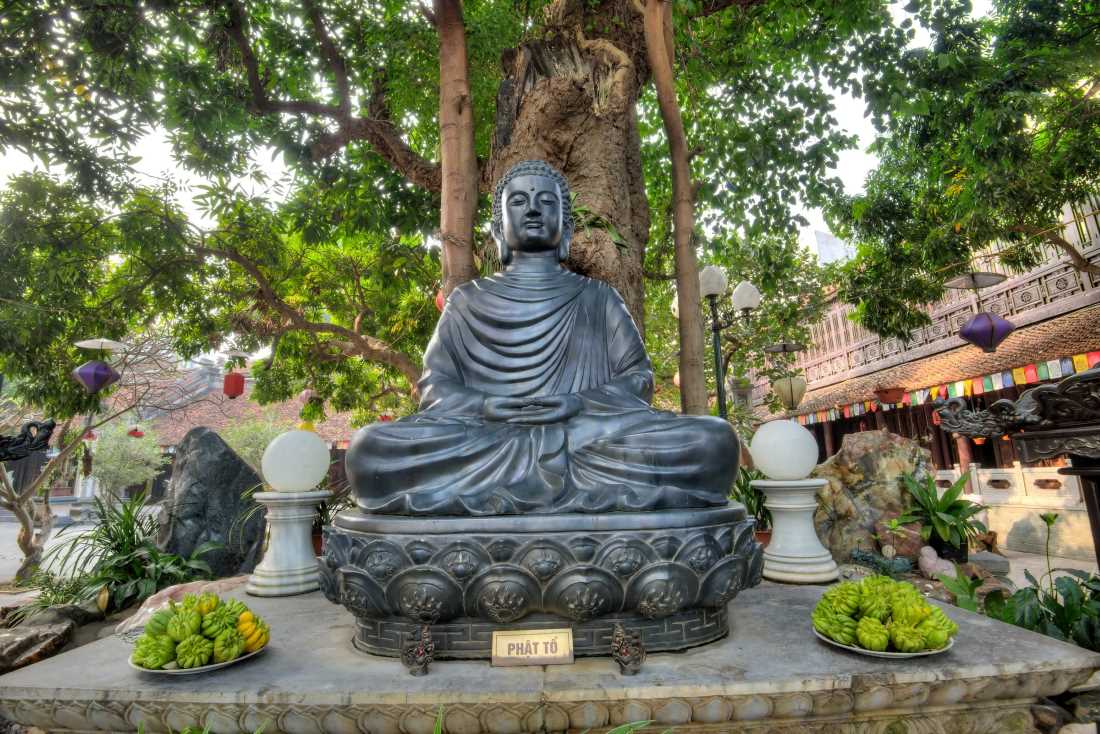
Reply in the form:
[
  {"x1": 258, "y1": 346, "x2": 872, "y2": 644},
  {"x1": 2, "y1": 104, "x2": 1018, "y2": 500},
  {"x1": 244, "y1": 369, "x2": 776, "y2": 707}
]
[
  {"x1": 856, "y1": 616, "x2": 890, "y2": 651},
  {"x1": 858, "y1": 590, "x2": 891, "y2": 622},
  {"x1": 213, "y1": 628, "x2": 246, "y2": 663},
  {"x1": 926, "y1": 606, "x2": 959, "y2": 637},
  {"x1": 166, "y1": 608, "x2": 202, "y2": 642},
  {"x1": 889, "y1": 622, "x2": 924, "y2": 653},
  {"x1": 917, "y1": 618, "x2": 950, "y2": 649},
  {"x1": 223, "y1": 598, "x2": 249, "y2": 620},
  {"x1": 201, "y1": 605, "x2": 236, "y2": 639},
  {"x1": 144, "y1": 609, "x2": 174, "y2": 638},
  {"x1": 892, "y1": 598, "x2": 933, "y2": 626},
  {"x1": 176, "y1": 634, "x2": 214, "y2": 669},
  {"x1": 194, "y1": 592, "x2": 220, "y2": 616},
  {"x1": 180, "y1": 594, "x2": 199, "y2": 611},
  {"x1": 822, "y1": 582, "x2": 860, "y2": 616},
  {"x1": 133, "y1": 634, "x2": 176, "y2": 670}
]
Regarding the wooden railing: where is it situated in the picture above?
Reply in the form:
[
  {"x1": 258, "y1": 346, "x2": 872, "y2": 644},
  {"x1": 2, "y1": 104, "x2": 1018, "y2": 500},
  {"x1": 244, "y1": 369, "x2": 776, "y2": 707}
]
[{"x1": 796, "y1": 200, "x2": 1100, "y2": 390}]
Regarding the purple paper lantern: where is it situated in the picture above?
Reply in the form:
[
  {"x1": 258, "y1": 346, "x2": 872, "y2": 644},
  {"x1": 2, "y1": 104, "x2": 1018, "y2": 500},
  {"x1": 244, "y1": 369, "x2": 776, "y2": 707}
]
[
  {"x1": 959, "y1": 311, "x2": 1015, "y2": 353},
  {"x1": 71, "y1": 360, "x2": 120, "y2": 394}
]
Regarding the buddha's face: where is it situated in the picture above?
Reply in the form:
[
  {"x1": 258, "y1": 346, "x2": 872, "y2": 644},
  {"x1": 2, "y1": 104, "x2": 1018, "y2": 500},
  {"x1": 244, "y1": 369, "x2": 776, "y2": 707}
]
[{"x1": 500, "y1": 174, "x2": 563, "y2": 253}]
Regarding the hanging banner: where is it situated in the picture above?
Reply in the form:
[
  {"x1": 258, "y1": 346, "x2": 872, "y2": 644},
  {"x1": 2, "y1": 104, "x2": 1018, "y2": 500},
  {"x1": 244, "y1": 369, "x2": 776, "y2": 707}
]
[
  {"x1": 1024, "y1": 364, "x2": 1039, "y2": 383},
  {"x1": 1047, "y1": 360, "x2": 1062, "y2": 379},
  {"x1": 1062, "y1": 357, "x2": 1077, "y2": 375},
  {"x1": 1037, "y1": 362, "x2": 1050, "y2": 381},
  {"x1": 1088, "y1": 351, "x2": 1100, "y2": 368},
  {"x1": 1073, "y1": 354, "x2": 1089, "y2": 372}
]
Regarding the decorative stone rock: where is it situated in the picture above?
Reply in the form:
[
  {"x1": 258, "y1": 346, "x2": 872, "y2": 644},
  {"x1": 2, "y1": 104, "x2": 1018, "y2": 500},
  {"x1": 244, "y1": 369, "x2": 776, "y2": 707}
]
[
  {"x1": 872, "y1": 515, "x2": 924, "y2": 561},
  {"x1": 813, "y1": 430, "x2": 932, "y2": 562},
  {"x1": 19, "y1": 601, "x2": 103, "y2": 628},
  {"x1": 0, "y1": 621, "x2": 74, "y2": 675},
  {"x1": 161, "y1": 428, "x2": 266, "y2": 577},
  {"x1": 918, "y1": 546, "x2": 955, "y2": 580},
  {"x1": 756, "y1": 479, "x2": 839, "y2": 583},
  {"x1": 969, "y1": 550, "x2": 1010, "y2": 578}
]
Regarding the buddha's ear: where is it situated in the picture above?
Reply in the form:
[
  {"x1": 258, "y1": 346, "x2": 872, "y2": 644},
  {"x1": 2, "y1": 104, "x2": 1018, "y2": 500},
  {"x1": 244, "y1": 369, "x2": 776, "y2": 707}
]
[
  {"x1": 556, "y1": 184, "x2": 571, "y2": 262},
  {"x1": 491, "y1": 222, "x2": 513, "y2": 265}
]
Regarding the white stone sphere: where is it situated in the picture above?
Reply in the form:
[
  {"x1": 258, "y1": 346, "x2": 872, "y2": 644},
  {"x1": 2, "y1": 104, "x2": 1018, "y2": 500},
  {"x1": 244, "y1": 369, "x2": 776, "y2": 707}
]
[
  {"x1": 749, "y1": 419, "x2": 819, "y2": 480},
  {"x1": 261, "y1": 429, "x2": 331, "y2": 492}
]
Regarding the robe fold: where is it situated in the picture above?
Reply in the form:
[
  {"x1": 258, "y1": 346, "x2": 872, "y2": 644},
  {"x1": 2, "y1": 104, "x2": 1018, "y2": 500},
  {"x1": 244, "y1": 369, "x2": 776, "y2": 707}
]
[{"x1": 347, "y1": 268, "x2": 739, "y2": 516}]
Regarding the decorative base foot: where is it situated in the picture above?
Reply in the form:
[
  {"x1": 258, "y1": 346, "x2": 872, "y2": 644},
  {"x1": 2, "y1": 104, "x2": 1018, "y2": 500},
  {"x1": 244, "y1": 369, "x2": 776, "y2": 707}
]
[
  {"x1": 319, "y1": 505, "x2": 763, "y2": 659},
  {"x1": 401, "y1": 625, "x2": 435, "y2": 676},
  {"x1": 246, "y1": 490, "x2": 330, "y2": 598},
  {"x1": 611, "y1": 622, "x2": 645, "y2": 675},
  {"x1": 762, "y1": 550, "x2": 840, "y2": 583}
]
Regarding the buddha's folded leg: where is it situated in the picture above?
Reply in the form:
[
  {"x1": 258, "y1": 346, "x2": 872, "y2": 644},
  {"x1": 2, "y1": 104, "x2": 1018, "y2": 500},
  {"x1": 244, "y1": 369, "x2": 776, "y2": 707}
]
[
  {"x1": 346, "y1": 415, "x2": 569, "y2": 515},
  {"x1": 559, "y1": 411, "x2": 739, "y2": 512}
]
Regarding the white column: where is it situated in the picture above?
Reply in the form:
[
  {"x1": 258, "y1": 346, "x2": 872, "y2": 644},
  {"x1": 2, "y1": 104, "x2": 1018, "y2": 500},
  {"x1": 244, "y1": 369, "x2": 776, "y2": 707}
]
[
  {"x1": 755, "y1": 479, "x2": 839, "y2": 583},
  {"x1": 246, "y1": 490, "x2": 330, "y2": 597}
]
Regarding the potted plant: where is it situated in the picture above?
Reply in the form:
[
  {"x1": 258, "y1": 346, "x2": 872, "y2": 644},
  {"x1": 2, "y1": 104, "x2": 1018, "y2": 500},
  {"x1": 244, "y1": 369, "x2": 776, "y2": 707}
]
[
  {"x1": 731, "y1": 467, "x2": 772, "y2": 545},
  {"x1": 898, "y1": 473, "x2": 986, "y2": 563}
]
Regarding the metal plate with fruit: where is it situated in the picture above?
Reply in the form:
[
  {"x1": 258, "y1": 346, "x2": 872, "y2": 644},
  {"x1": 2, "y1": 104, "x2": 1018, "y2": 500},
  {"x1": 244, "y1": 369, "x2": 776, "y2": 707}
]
[
  {"x1": 127, "y1": 592, "x2": 270, "y2": 674},
  {"x1": 811, "y1": 576, "x2": 958, "y2": 657}
]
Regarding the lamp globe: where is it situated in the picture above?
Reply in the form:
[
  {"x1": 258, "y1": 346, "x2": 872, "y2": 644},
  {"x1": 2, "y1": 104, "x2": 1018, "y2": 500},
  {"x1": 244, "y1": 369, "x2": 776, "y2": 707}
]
[
  {"x1": 261, "y1": 428, "x2": 331, "y2": 492},
  {"x1": 750, "y1": 419, "x2": 818, "y2": 481}
]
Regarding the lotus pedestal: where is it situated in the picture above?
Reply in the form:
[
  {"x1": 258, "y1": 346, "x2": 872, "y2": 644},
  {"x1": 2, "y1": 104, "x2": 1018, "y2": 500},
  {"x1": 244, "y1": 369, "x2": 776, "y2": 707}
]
[
  {"x1": 246, "y1": 490, "x2": 331, "y2": 597},
  {"x1": 753, "y1": 479, "x2": 839, "y2": 583}
]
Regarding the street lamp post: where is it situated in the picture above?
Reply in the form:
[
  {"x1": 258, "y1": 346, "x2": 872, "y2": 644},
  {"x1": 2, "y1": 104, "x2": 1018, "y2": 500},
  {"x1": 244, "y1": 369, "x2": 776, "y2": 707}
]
[{"x1": 698, "y1": 266, "x2": 730, "y2": 419}]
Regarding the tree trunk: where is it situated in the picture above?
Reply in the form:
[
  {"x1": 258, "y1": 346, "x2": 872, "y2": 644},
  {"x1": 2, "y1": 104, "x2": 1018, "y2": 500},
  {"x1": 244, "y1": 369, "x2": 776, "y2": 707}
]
[
  {"x1": 643, "y1": 0, "x2": 707, "y2": 414},
  {"x1": 433, "y1": 0, "x2": 480, "y2": 295},
  {"x1": 488, "y1": 3, "x2": 651, "y2": 332}
]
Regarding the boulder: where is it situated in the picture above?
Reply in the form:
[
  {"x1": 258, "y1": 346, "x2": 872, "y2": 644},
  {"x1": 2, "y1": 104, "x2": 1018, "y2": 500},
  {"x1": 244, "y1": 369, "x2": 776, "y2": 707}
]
[
  {"x1": 0, "y1": 621, "x2": 74, "y2": 674},
  {"x1": 969, "y1": 550, "x2": 1010, "y2": 578},
  {"x1": 812, "y1": 430, "x2": 932, "y2": 563},
  {"x1": 161, "y1": 428, "x2": 266, "y2": 577},
  {"x1": 872, "y1": 516, "x2": 925, "y2": 561}
]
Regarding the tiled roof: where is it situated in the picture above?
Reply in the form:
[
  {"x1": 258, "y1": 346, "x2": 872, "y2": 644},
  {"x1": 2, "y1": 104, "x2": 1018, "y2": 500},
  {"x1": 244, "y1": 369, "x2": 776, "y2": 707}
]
[
  {"x1": 149, "y1": 383, "x2": 358, "y2": 446},
  {"x1": 785, "y1": 303, "x2": 1100, "y2": 416}
]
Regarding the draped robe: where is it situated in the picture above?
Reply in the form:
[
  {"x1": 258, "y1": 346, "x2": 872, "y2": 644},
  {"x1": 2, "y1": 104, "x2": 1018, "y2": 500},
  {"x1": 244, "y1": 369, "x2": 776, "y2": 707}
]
[{"x1": 347, "y1": 268, "x2": 739, "y2": 515}]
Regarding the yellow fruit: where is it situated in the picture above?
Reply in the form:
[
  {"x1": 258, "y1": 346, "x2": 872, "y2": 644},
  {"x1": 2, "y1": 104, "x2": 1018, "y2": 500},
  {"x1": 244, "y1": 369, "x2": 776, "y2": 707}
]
[{"x1": 237, "y1": 611, "x2": 269, "y2": 652}]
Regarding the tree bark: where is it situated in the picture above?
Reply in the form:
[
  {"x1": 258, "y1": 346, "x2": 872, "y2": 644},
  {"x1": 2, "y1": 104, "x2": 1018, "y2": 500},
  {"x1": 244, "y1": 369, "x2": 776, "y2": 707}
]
[
  {"x1": 487, "y1": 3, "x2": 651, "y2": 331},
  {"x1": 643, "y1": 0, "x2": 707, "y2": 415},
  {"x1": 433, "y1": 0, "x2": 480, "y2": 295}
]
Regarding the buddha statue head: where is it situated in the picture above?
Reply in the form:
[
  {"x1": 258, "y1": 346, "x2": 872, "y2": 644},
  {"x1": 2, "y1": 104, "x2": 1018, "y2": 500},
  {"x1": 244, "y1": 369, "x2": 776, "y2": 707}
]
[{"x1": 491, "y1": 160, "x2": 574, "y2": 265}]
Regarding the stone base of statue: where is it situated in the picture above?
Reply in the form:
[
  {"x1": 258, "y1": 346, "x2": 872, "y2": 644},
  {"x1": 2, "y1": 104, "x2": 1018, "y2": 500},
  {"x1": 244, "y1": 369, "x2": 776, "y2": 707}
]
[{"x1": 318, "y1": 503, "x2": 763, "y2": 659}]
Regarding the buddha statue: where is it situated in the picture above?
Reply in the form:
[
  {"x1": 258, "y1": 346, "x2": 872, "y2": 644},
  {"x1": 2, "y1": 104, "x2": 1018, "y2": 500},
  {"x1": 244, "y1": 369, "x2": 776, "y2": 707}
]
[
  {"x1": 321, "y1": 161, "x2": 762, "y2": 660},
  {"x1": 346, "y1": 160, "x2": 739, "y2": 516}
]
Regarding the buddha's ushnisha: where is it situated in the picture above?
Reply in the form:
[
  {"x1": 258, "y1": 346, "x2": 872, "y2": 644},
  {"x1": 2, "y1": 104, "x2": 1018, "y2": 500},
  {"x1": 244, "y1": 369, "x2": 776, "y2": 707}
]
[{"x1": 347, "y1": 160, "x2": 739, "y2": 515}]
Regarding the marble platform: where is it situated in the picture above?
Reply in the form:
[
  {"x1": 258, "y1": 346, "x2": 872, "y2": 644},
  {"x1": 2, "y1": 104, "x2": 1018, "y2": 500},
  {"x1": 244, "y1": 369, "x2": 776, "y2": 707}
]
[{"x1": 1, "y1": 584, "x2": 1098, "y2": 733}]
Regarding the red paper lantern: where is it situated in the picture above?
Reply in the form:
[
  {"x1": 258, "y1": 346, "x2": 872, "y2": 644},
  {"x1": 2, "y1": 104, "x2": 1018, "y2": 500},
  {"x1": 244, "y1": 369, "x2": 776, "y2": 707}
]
[
  {"x1": 379, "y1": 414, "x2": 393, "y2": 422},
  {"x1": 83, "y1": 430, "x2": 96, "y2": 441},
  {"x1": 127, "y1": 425, "x2": 144, "y2": 438},
  {"x1": 223, "y1": 371, "x2": 245, "y2": 399},
  {"x1": 435, "y1": 290, "x2": 446, "y2": 312}
]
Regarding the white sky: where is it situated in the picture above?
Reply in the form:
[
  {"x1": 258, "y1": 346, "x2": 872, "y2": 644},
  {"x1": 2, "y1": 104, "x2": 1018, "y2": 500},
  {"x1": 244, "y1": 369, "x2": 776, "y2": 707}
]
[{"x1": 1, "y1": 0, "x2": 992, "y2": 258}]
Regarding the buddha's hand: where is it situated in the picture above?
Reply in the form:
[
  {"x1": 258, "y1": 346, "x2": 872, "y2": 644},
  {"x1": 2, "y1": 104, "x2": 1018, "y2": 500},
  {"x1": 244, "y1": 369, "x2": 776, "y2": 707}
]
[{"x1": 483, "y1": 395, "x2": 582, "y2": 424}]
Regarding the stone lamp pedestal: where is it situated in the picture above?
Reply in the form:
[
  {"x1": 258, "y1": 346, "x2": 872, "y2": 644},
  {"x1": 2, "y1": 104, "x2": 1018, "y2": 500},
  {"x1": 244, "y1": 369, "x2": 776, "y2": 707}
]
[
  {"x1": 754, "y1": 479, "x2": 839, "y2": 583},
  {"x1": 247, "y1": 490, "x2": 331, "y2": 597}
]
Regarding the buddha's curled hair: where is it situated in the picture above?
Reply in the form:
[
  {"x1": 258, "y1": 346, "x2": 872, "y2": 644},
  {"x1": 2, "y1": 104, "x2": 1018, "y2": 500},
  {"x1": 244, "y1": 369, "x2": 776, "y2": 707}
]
[{"x1": 491, "y1": 160, "x2": 574, "y2": 264}]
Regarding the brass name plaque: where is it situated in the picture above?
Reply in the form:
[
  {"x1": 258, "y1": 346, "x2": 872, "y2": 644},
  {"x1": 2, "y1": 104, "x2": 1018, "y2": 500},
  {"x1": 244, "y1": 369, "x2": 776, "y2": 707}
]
[{"x1": 491, "y1": 628, "x2": 574, "y2": 667}]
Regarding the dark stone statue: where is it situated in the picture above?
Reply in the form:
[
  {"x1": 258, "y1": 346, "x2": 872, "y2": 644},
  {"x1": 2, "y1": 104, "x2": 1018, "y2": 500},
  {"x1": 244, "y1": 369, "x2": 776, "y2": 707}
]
[
  {"x1": 322, "y1": 161, "x2": 763, "y2": 659},
  {"x1": 347, "y1": 160, "x2": 738, "y2": 515}
]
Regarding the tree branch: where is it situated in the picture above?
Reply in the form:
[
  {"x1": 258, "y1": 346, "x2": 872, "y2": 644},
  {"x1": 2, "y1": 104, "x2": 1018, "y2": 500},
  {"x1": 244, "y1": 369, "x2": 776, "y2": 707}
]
[
  {"x1": 1015, "y1": 225, "x2": 1100, "y2": 275},
  {"x1": 301, "y1": 0, "x2": 352, "y2": 118},
  {"x1": 221, "y1": 0, "x2": 442, "y2": 191},
  {"x1": 194, "y1": 243, "x2": 424, "y2": 390},
  {"x1": 690, "y1": 0, "x2": 767, "y2": 18}
]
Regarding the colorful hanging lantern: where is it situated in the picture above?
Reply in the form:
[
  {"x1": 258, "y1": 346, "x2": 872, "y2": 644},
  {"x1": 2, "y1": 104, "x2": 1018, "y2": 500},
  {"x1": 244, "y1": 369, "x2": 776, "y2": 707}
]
[
  {"x1": 379, "y1": 414, "x2": 393, "y2": 422},
  {"x1": 973, "y1": 436, "x2": 986, "y2": 445},
  {"x1": 223, "y1": 371, "x2": 245, "y2": 399},
  {"x1": 127, "y1": 425, "x2": 145, "y2": 438},
  {"x1": 71, "y1": 360, "x2": 120, "y2": 394},
  {"x1": 959, "y1": 312, "x2": 1015, "y2": 353},
  {"x1": 83, "y1": 430, "x2": 97, "y2": 441},
  {"x1": 435, "y1": 289, "x2": 446, "y2": 312}
]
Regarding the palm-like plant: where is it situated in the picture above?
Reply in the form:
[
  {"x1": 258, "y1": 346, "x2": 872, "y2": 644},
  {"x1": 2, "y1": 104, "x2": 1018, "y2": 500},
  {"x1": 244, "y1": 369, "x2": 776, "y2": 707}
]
[
  {"x1": 898, "y1": 473, "x2": 987, "y2": 550},
  {"x1": 731, "y1": 467, "x2": 771, "y2": 531}
]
